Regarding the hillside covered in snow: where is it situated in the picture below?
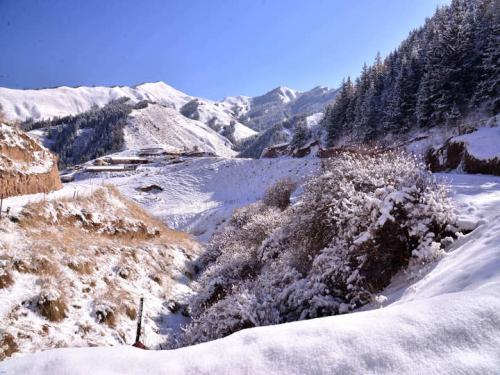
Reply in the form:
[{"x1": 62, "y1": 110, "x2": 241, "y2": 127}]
[
  {"x1": 1, "y1": 171, "x2": 499, "y2": 374},
  {"x1": 0, "y1": 184, "x2": 200, "y2": 358}
]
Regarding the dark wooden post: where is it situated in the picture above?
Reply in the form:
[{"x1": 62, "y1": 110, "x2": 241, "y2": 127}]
[{"x1": 133, "y1": 297, "x2": 146, "y2": 349}]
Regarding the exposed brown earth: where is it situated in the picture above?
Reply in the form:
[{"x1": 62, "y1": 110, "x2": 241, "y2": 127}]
[{"x1": 0, "y1": 124, "x2": 62, "y2": 198}]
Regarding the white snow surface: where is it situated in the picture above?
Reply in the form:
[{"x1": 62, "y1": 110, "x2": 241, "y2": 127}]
[
  {"x1": 2, "y1": 172, "x2": 500, "y2": 374},
  {"x1": 452, "y1": 126, "x2": 500, "y2": 160}
]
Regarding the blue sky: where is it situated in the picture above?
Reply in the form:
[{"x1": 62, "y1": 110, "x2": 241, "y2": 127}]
[{"x1": 0, "y1": 0, "x2": 450, "y2": 100}]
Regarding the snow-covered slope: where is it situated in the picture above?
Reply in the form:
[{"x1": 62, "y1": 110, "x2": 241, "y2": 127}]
[
  {"x1": 425, "y1": 118, "x2": 500, "y2": 176},
  {"x1": 76, "y1": 157, "x2": 320, "y2": 242},
  {"x1": 123, "y1": 104, "x2": 236, "y2": 157},
  {"x1": 2, "y1": 172, "x2": 499, "y2": 374},
  {"x1": 180, "y1": 99, "x2": 257, "y2": 143},
  {"x1": 0, "y1": 82, "x2": 192, "y2": 122},
  {"x1": 452, "y1": 126, "x2": 500, "y2": 161},
  {"x1": 0, "y1": 185, "x2": 199, "y2": 357}
]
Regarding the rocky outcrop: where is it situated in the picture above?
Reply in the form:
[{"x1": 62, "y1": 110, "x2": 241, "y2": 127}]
[
  {"x1": 426, "y1": 130, "x2": 500, "y2": 176},
  {"x1": 0, "y1": 123, "x2": 62, "y2": 198}
]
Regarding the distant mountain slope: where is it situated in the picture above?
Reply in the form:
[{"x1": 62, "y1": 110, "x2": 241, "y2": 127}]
[
  {"x1": 124, "y1": 104, "x2": 236, "y2": 157},
  {"x1": 180, "y1": 98, "x2": 257, "y2": 143},
  {"x1": 223, "y1": 85, "x2": 338, "y2": 132},
  {"x1": 24, "y1": 100, "x2": 235, "y2": 167},
  {"x1": 0, "y1": 82, "x2": 192, "y2": 122},
  {"x1": 239, "y1": 112, "x2": 324, "y2": 158},
  {"x1": 0, "y1": 82, "x2": 337, "y2": 136}
]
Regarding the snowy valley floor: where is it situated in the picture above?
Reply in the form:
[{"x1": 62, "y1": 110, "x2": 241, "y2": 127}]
[
  {"x1": 75, "y1": 157, "x2": 321, "y2": 242},
  {"x1": 0, "y1": 169, "x2": 499, "y2": 374}
]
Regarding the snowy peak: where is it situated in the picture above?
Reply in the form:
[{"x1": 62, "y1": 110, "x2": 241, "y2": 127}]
[
  {"x1": 238, "y1": 85, "x2": 338, "y2": 131},
  {"x1": 133, "y1": 81, "x2": 193, "y2": 107},
  {"x1": 251, "y1": 86, "x2": 299, "y2": 107}
]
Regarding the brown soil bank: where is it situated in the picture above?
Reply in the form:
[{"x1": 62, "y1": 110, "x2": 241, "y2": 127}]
[
  {"x1": 0, "y1": 123, "x2": 62, "y2": 198},
  {"x1": 426, "y1": 140, "x2": 500, "y2": 176}
]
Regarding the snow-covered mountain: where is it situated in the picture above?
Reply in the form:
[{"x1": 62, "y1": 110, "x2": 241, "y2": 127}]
[
  {"x1": 123, "y1": 104, "x2": 236, "y2": 157},
  {"x1": 0, "y1": 82, "x2": 337, "y2": 135},
  {"x1": 0, "y1": 82, "x2": 192, "y2": 122},
  {"x1": 223, "y1": 85, "x2": 338, "y2": 132}
]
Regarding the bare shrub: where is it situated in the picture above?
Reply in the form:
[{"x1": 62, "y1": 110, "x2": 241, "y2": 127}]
[
  {"x1": 0, "y1": 269, "x2": 13, "y2": 289},
  {"x1": 67, "y1": 257, "x2": 94, "y2": 274},
  {"x1": 0, "y1": 103, "x2": 7, "y2": 124},
  {"x1": 263, "y1": 177, "x2": 297, "y2": 210},
  {"x1": 124, "y1": 304, "x2": 137, "y2": 320},
  {"x1": 183, "y1": 151, "x2": 457, "y2": 345}
]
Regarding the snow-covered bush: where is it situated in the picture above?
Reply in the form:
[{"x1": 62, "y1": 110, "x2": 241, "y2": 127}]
[
  {"x1": 190, "y1": 203, "x2": 286, "y2": 318},
  {"x1": 262, "y1": 177, "x2": 297, "y2": 210},
  {"x1": 183, "y1": 151, "x2": 456, "y2": 345}
]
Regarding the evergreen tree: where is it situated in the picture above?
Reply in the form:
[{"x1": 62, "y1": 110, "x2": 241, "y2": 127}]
[
  {"x1": 290, "y1": 117, "x2": 309, "y2": 150},
  {"x1": 323, "y1": 0, "x2": 499, "y2": 145}
]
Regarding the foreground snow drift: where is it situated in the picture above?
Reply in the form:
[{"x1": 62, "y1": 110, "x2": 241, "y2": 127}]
[
  {"x1": 2, "y1": 287, "x2": 499, "y2": 375},
  {"x1": 2, "y1": 173, "x2": 499, "y2": 374}
]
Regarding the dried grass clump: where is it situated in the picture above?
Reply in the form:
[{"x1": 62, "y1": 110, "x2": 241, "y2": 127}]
[
  {"x1": 263, "y1": 177, "x2": 297, "y2": 210},
  {"x1": 94, "y1": 302, "x2": 117, "y2": 328},
  {"x1": 31, "y1": 255, "x2": 60, "y2": 276},
  {"x1": 0, "y1": 332, "x2": 19, "y2": 360},
  {"x1": 67, "y1": 257, "x2": 94, "y2": 275},
  {"x1": 37, "y1": 286, "x2": 68, "y2": 322},
  {"x1": 124, "y1": 304, "x2": 137, "y2": 320},
  {"x1": 0, "y1": 261, "x2": 14, "y2": 289}
]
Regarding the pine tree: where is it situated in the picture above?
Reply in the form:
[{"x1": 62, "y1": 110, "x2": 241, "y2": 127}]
[
  {"x1": 290, "y1": 117, "x2": 309, "y2": 150},
  {"x1": 323, "y1": 0, "x2": 499, "y2": 142}
]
